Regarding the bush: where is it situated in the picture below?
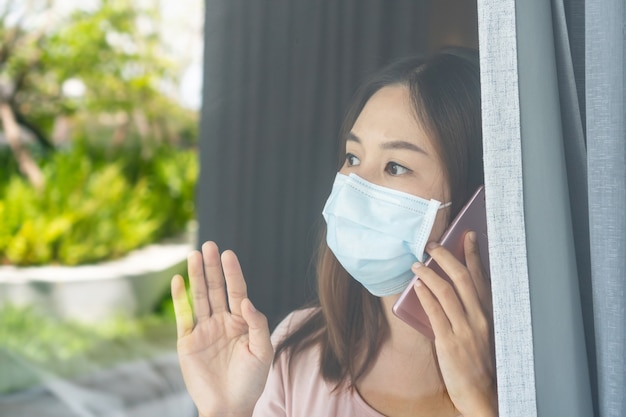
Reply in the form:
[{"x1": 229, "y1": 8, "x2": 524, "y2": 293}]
[{"x1": 0, "y1": 140, "x2": 197, "y2": 266}]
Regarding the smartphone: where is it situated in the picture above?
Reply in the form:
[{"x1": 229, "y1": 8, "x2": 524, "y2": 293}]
[{"x1": 392, "y1": 185, "x2": 489, "y2": 340}]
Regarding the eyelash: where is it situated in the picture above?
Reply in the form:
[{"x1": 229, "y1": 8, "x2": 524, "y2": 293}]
[
  {"x1": 344, "y1": 153, "x2": 412, "y2": 176},
  {"x1": 385, "y1": 162, "x2": 411, "y2": 176},
  {"x1": 345, "y1": 153, "x2": 360, "y2": 166}
]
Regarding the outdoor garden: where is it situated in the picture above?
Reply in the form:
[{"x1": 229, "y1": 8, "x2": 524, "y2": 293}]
[{"x1": 0, "y1": 1, "x2": 200, "y2": 414}]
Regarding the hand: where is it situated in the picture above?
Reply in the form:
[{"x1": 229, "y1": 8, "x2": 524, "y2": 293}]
[
  {"x1": 171, "y1": 241, "x2": 273, "y2": 417},
  {"x1": 412, "y1": 232, "x2": 497, "y2": 417}
]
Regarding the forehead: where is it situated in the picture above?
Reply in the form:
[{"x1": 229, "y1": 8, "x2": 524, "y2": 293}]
[{"x1": 350, "y1": 84, "x2": 437, "y2": 155}]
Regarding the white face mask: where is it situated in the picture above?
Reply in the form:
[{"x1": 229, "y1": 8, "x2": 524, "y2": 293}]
[{"x1": 322, "y1": 173, "x2": 450, "y2": 297}]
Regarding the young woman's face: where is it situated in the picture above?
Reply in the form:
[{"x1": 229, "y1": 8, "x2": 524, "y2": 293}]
[{"x1": 339, "y1": 84, "x2": 451, "y2": 242}]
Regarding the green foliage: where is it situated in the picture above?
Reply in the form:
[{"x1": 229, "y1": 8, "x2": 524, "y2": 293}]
[
  {"x1": 0, "y1": 1, "x2": 199, "y2": 265},
  {"x1": 42, "y1": 0, "x2": 175, "y2": 113},
  {"x1": 1, "y1": 0, "x2": 196, "y2": 145},
  {"x1": 0, "y1": 141, "x2": 198, "y2": 266}
]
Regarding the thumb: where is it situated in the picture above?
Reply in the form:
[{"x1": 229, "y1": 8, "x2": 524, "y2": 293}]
[{"x1": 241, "y1": 298, "x2": 274, "y2": 363}]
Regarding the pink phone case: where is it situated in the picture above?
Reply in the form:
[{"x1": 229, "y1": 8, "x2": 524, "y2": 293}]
[{"x1": 392, "y1": 186, "x2": 489, "y2": 339}]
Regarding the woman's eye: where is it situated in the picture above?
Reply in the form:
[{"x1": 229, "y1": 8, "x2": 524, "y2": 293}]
[
  {"x1": 345, "y1": 153, "x2": 361, "y2": 167},
  {"x1": 386, "y1": 162, "x2": 410, "y2": 176}
]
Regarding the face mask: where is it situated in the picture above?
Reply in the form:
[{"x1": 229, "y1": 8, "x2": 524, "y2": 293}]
[{"x1": 322, "y1": 173, "x2": 450, "y2": 297}]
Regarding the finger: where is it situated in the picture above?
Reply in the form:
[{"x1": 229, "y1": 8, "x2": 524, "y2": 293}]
[
  {"x1": 171, "y1": 274, "x2": 194, "y2": 338},
  {"x1": 202, "y1": 241, "x2": 228, "y2": 314},
  {"x1": 188, "y1": 250, "x2": 211, "y2": 320},
  {"x1": 425, "y1": 241, "x2": 481, "y2": 315},
  {"x1": 464, "y1": 232, "x2": 493, "y2": 316},
  {"x1": 414, "y1": 263, "x2": 468, "y2": 332},
  {"x1": 241, "y1": 298, "x2": 274, "y2": 364},
  {"x1": 221, "y1": 250, "x2": 248, "y2": 317},
  {"x1": 413, "y1": 277, "x2": 453, "y2": 338}
]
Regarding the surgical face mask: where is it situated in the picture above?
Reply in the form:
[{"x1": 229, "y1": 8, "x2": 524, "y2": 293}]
[{"x1": 322, "y1": 173, "x2": 450, "y2": 297}]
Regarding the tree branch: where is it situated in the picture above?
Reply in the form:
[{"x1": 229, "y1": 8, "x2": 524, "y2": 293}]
[
  {"x1": 14, "y1": 106, "x2": 54, "y2": 150},
  {"x1": 0, "y1": 101, "x2": 45, "y2": 189}
]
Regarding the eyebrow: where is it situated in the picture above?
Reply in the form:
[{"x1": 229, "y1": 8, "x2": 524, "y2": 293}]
[{"x1": 347, "y1": 132, "x2": 429, "y2": 156}]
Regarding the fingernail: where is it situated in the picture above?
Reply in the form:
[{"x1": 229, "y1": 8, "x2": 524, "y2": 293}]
[
  {"x1": 426, "y1": 241, "x2": 438, "y2": 250},
  {"x1": 414, "y1": 277, "x2": 423, "y2": 288},
  {"x1": 469, "y1": 231, "x2": 477, "y2": 242},
  {"x1": 412, "y1": 262, "x2": 423, "y2": 270}
]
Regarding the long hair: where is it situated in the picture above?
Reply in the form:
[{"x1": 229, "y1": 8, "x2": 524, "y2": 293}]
[{"x1": 274, "y1": 48, "x2": 483, "y2": 388}]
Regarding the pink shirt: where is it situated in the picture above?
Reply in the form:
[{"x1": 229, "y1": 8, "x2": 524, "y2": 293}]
[
  {"x1": 253, "y1": 309, "x2": 464, "y2": 417},
  {"x1": 252, "y1": 308, "x2": 388, "y2": 417}
]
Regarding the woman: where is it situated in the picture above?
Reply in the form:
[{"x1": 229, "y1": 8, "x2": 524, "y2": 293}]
[{"x1": 171, "y1": 48, "x2": 497, "y2": 417}]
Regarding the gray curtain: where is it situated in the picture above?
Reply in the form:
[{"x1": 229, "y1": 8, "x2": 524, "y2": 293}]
[
  {"x1": 197, "y1": 0, "x2": 479, "y2": 327},
  {"x1": 478, "y1": 0, "x2": 625, "y2": 416},
  {"x1": 586, "y1": 1, "x2": 626, "y2": 416}
]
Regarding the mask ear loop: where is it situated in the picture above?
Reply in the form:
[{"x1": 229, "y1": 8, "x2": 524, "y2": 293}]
[{"x1": 412, "y1": 199, "x2": 448, "y2": 262}]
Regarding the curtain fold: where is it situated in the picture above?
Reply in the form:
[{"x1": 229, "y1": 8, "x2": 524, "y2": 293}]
[
  {"x1": 551, "y1": 0, "x2": 599, "y2": 414},
  {"x1": 586, "y1": 1, "x2": 626, "y2": 416},
  {"x1": 515, "y1": 1, "x2": 593, "y2": 415}
]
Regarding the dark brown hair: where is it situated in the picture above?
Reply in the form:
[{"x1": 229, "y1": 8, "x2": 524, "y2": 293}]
[{"x1": 274, "y1": 48, "x2": 483, "y2": 388}]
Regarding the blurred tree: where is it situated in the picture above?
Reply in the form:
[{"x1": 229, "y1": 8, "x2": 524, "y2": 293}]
[
  {"x1": 0, "y1": 0, "x2": 51, "y2": 189},
  {"x1": 0, "y1": 0, "x2": 195, "y2": 187}
]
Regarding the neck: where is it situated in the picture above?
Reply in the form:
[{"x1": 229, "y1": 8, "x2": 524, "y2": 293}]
[
  {"x1": 380, "y1": 295, "x2": 435, "y2": 356},
  {"x1": 354, "y1": 295, "x2": 458, "y2": 416},
  {"x1": 375, "y1": 295, "x2": 446, "y2": 391}
]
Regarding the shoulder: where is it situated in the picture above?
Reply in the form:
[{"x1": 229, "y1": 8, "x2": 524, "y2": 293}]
[
  {"x1": 270, "y1": 306, "x2": 319, "y2": 347},
  {"x1": 255, "y1": 308, "x2": 386, "y2": 417}
]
